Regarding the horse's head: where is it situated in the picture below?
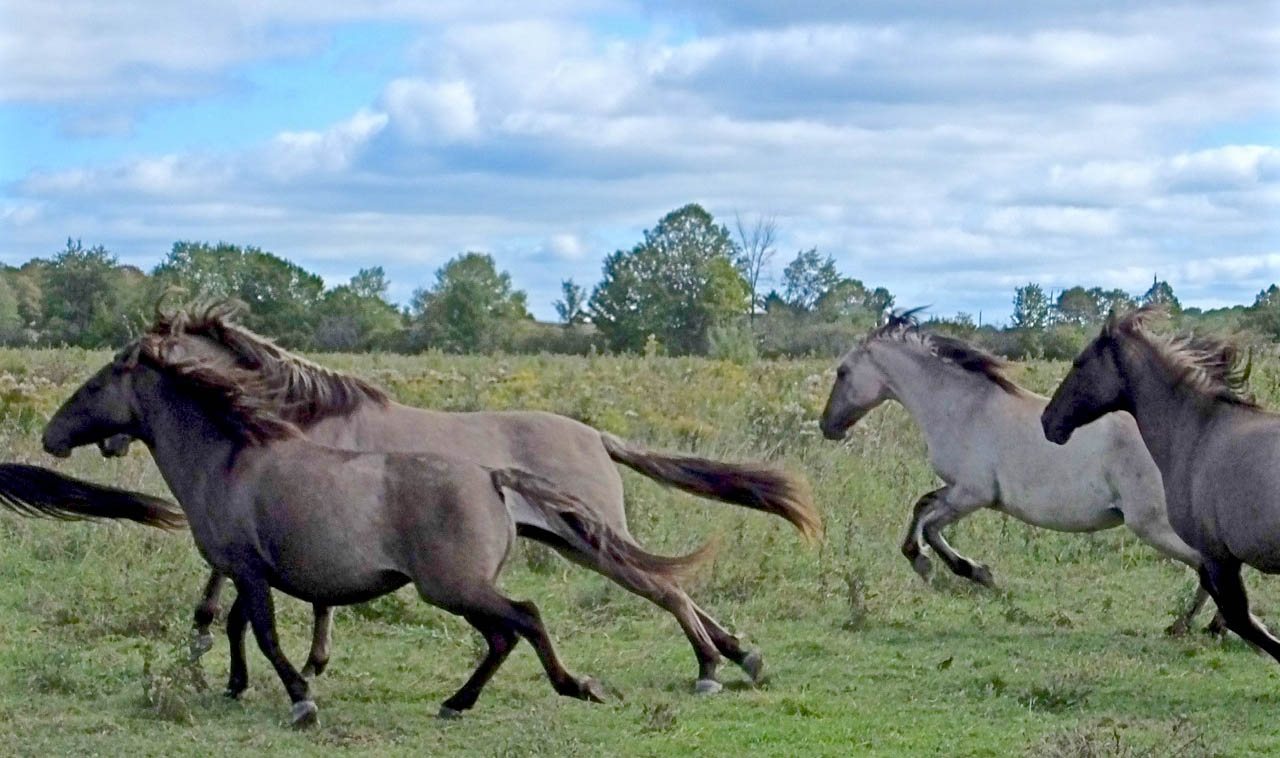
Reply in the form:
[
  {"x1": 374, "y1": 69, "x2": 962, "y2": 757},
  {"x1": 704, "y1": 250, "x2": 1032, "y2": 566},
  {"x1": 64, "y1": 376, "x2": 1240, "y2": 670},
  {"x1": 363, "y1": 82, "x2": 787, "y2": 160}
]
[
  {"x1": 43, "y1": 351, "x2": 144, "y2": 458},
  {"x1": 1041, "y1": 314, "x2": 1129, "y2": 445},
  {"x1": 819, "y1": 342, "x2": 894, "y2": 440}
]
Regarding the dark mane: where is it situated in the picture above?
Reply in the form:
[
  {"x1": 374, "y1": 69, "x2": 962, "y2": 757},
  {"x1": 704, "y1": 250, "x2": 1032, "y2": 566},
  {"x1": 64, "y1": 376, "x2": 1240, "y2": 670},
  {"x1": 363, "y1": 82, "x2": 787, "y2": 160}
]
[
  {"x1": 129, "y1": 331, "x2": 303, "y2": 445},
  {"x1": 147, "y1": 300, "x2": 390, "y2": 427},
  {"x1": 867, "y1": 308, "x2": 1024, "y2": 395},
  {"x1": 1109, "y1": 305, "x2": 1257, "y2": 407}
]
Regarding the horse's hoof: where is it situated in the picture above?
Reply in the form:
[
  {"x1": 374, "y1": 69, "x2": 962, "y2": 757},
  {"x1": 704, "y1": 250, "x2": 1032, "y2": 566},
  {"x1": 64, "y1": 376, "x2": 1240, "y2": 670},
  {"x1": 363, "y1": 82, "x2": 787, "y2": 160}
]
[
  {"x1": 1166, "y1": 620, "x2": 1191, "y2": 637},
  {"x1": 740, "y1": 649, "x2": 765, "y2": 684},
  {"x1": 579, "y1": 677, "x2": 607, "y2": 703},
  {"x1": 290, "y1": 700, "x2": 319, "y2": 729},
  {"x1": 190, "y1": 632, "x2": 214, "y2": 661},
  {"x1": 223, "y1": 687, "x2": 244, "y2": 700},
  {"x1": 1205, "y1": 615, "x2": 1229, "y2": 638},
  {"x1": 693, "y1": 678, "x2": 723, "y2": 695},
  {"x1": 301, "y1": 658, "x2": 328, "y2": 678},
  {"x1": 911, "y1": 554, "x2": 932, "y2": 581},
  {"x1": 972, "y1": 564, "x2": 997, "y2": 589},
  {"x1": 437, "y1": 705, "x2": 463, "y2": 720}
]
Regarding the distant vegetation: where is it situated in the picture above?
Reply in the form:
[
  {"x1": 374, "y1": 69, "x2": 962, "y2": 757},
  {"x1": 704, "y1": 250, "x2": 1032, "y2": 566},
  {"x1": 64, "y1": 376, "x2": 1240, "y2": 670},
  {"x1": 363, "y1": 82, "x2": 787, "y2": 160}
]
[{"x1": 5, "y1": 204, "x2": 1276, "y2": 358}]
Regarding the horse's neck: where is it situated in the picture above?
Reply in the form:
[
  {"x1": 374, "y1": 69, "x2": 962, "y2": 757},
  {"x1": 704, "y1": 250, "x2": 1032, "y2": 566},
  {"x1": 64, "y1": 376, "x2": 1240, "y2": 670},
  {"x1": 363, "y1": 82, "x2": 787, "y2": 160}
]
[
  {"x1": 1121, "y1": 344, "x2": 1216, "y2": 477},
  {"x1": 877, "y1": 345, "x2": 992, "y2": 446},
  {"x1": 134, "y1": 378, "x2": 242, "y2": 511}
]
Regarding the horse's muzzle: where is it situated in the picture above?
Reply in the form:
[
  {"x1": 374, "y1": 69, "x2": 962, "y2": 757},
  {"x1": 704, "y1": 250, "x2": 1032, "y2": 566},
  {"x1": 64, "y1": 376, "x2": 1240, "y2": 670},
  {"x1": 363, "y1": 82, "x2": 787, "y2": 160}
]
[{"x1": 1040, "y1": 411, "x2": 1072, "y2": 445}]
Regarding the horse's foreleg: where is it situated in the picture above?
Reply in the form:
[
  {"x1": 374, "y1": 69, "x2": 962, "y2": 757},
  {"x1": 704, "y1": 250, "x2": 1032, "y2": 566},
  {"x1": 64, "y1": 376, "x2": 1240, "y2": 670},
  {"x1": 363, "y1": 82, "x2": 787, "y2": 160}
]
[
  {"x1": 902, "y1": 489, "x2": 945, "y2": 580},
  {"x1": 920, "y1": 496, "x2": 995, "y2": 588},
  {"x1": 301, "y1": 605, "x2": 333, "y2": 678},
  {"x1": 191, "y1": 570, "x2": 226, "y2": 660},
  {"x1": 235, "y1": 576, "x2": 316, "y2": 728},
  {"x1": 1117, "y1": 508, "x2": 1227, "y2": 637},
  {"x1": 1199, "y1": 559, "x2": 1280, "y2": 663}
]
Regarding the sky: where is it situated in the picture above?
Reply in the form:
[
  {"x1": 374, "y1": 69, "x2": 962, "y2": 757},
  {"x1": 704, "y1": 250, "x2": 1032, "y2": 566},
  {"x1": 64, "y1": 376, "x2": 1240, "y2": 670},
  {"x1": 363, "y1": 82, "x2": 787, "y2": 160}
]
[{"x1": 1, "y1": 1, "x2": 1277, "y2": 324}]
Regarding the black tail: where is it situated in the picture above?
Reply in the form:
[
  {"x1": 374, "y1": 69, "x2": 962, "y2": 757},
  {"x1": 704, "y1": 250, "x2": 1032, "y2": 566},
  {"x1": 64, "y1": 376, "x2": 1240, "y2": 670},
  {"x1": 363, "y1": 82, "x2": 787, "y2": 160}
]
[
  {"x1": 0, "y1": 464, "x2": 185, "y2": 530},
  {"x1": 491, "y1": 468, "x2": 716, "y2": 582},
  {"x1": 600, "y1": 433, "x2": 822, "y2": 542}
]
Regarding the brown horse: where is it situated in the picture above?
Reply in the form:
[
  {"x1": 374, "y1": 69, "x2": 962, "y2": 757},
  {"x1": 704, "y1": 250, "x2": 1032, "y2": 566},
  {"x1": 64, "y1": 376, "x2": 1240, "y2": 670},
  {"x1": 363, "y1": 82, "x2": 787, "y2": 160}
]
[
  {"x1": 42, "y1": 315, "x2": 818, "y2": 726},
  {"x1": 102, "y1": 301, "x2": 819, "y2": 690},
  {"x1": 1042, "y1": 307, "x2": 1280, "y2": 663}
]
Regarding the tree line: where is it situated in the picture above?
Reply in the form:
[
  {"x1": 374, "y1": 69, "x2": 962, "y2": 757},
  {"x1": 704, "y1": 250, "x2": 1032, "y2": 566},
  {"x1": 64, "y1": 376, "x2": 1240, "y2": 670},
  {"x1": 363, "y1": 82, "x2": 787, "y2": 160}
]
[{"x1": 5, "y1": 202, "x2": 1279, "y2": 359}]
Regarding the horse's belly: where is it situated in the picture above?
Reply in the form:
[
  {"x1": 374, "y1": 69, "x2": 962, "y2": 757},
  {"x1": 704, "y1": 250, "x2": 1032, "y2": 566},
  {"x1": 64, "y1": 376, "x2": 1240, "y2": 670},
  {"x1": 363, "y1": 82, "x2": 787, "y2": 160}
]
[{"x1": 268, "y1": 566, "x2": 410, "y2": 605}]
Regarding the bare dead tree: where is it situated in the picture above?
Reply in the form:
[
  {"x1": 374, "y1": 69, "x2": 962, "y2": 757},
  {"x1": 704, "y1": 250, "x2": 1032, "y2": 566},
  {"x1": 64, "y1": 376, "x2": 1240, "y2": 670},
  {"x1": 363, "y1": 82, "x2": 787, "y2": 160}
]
[{"x1": 733, "y1": 212, "x2": 777, "y2": 324}]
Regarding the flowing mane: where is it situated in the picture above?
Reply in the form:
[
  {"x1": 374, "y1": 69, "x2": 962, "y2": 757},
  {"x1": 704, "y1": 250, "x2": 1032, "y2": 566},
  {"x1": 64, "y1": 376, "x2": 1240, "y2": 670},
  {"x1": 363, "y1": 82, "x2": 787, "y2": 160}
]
[
  {"x1": 1108, "y1": 305, "x2": 1256, "y2": 408},
  {"x1": 868, "y1": 308, "x2": 1024, "y2": 395},
  {"x1": 147, "y1": 300, "x2": 390, "y2": 426}
]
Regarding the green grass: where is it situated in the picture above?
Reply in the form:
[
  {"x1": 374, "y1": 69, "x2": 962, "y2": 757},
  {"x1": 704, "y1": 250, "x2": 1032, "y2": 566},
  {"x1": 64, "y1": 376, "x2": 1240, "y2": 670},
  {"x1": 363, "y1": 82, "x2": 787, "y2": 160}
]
[{"x1": 0, "y1": 348, "x2": 1274, "y2": 756}]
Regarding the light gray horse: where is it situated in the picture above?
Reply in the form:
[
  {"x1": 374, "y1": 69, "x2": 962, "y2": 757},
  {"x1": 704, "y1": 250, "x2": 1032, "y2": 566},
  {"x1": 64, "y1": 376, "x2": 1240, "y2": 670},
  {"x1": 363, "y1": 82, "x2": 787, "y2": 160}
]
[
  {"x1": 42, "y1": 315, "x2": 820, "y2": 725},
  {"x1": 96, "y1": 302, "x2": 819, "y2": 690},
  {"x1": 820, "y1": 311, "x2": 1218, "y2": 633},
  {"x1": 1043, "y1": 307, "x2": 1280, "y2": 662}
]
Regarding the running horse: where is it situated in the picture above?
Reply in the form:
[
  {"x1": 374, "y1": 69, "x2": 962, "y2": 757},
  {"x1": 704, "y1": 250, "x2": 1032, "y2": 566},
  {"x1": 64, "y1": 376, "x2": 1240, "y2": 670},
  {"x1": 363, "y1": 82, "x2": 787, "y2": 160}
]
[
  {"x1": 42, "y1": 307, "x2": 820, "y2": 726},
  {"x1": 1043, "y1": 307, "x2": 1280, "y2": 663},
  {"x1": 820, "y1": 310, "x2": 1219, "y2": 634}
]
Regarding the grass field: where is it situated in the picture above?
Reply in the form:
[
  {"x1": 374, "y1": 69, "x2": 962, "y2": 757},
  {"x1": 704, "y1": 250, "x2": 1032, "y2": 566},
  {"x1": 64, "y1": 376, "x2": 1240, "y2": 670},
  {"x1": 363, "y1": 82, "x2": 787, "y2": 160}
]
[{"x1": 0, "y1": 348, "x2": 1277, "y2": 757}]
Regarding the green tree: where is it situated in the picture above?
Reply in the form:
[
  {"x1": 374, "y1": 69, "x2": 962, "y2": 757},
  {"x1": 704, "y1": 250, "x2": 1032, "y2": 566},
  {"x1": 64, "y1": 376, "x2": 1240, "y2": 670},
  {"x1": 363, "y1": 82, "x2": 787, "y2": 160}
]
[
  {"x1": 1089, "y1": 287, "x2": 1136, "y2": 318},
  {"x1": 1055, "y1": 286, "x2": 1100, "y2": 325},
  {"x1": 781, "y1": 248, "x2": 841, "y2": 311},
  {"x1": 152, "y1": 241, "x2": 325, "y2": 347},
  {"x1": 410, "y1": 252, "x2": 530, "y2": 353},
  {"x1": 0, "y1": 275, "x2": 23, "y2": 343},
  {"x1": 553, "y1": 279, "x2": 587, "y2": 326},
  {"x1": 1141, "y1": 276, "x2": 1181, "y2": 314},
  {"x1": 1012, "y1": 283, "x2": 1051, "y2": 330},
  {"x1": 1246, "y1": 284, "x2": 1280, "y2": 339},
  {"x1": 589, "y1": 203, "x2": 748, "y2": 354},
  {"x1": 40, "y1": 238, "x2": 138, "y2": 347},
  {"x1": 312, "y1": 267, "x2": 403, "y2": 352}
]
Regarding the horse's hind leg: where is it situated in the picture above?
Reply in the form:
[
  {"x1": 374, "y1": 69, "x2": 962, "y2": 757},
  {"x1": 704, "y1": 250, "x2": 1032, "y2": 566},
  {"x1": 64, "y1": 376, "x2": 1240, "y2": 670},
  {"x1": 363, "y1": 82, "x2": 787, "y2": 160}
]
[
  {"x1": 234, "y1": 576, "x2": 316, "y2": 728},
  {"x1": 224, "y1": 594, "x2": 250, "y2": 699},
  {"x1": 301, "y1": 605, "x2": 333, "y2": 678},
  {"x1": 919, "y1": 492, "x2": 995, "y2": 588},
  {"x1": 692, "y1": 603, "x2": 765, "y2": 684},
  {"x1": 1200, "y1": 559, "x2": 1280, "y2": 663},
  {"x1": 433, "y1": 586, "x2": 605, "y2": 713},
  {"x1": 532, "y1": 536, "x2": 727, "y2": 692},
  {"x1": 438, "y1": 617, "x2": 519, "y2": 718},
  {"x1": 191, "y1": 570, "x2": 226, "y2": 660},
  {"x1": 1117, "y1": 503, "x2": 1224, "y2": 635}
]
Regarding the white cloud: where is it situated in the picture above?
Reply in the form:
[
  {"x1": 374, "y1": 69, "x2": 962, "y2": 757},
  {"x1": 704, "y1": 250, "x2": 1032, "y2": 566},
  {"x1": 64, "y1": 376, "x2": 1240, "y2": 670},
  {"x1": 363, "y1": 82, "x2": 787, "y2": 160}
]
[
  {"x1": 382, "y1": 79, "x2": 478, "y2": 143},
  {"x1": 268, "y1": 108, "x2": 390, "y2": 177}
]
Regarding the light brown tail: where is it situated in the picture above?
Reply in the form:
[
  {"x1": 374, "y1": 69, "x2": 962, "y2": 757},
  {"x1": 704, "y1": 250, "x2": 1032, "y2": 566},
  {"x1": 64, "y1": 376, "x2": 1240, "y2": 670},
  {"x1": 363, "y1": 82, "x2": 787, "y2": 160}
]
[
  {"x1": 491, "y1": 468, "x2": 716, "y2": 583},
  {"x1": 600, "y1": 432, "x2": 822, "y2": 542},
  {"x1": 0, "y1": 463, "x2": 185, "y2": 530}
]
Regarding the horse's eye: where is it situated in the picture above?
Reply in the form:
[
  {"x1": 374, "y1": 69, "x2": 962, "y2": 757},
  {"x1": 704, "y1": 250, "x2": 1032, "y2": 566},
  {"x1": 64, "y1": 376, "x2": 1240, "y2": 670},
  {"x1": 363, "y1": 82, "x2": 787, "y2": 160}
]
[{"x1": 836, "y1": 366, "x2": 849, "y2": 379}]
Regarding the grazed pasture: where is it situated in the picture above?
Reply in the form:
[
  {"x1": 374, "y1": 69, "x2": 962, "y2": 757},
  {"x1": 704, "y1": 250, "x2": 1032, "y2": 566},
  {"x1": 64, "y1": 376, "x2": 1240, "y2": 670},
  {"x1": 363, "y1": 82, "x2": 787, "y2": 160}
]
[{"x1": 0, "y1": 348, "x2": 1277, "y2": 757}]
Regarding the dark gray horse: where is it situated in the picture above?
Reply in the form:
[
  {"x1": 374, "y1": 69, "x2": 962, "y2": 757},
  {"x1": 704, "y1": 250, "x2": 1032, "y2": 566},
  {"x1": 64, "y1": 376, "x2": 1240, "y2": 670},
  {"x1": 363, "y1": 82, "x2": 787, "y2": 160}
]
[
  {"x1": 94, "y1": 301, "x2": 820, "y2": 692},
  {"x1": 41, "y1": 319, "x2": 817, "y2": 726},
  {"x1": 1042, "y1": 307, "x2": 1280, "y2": 662}
]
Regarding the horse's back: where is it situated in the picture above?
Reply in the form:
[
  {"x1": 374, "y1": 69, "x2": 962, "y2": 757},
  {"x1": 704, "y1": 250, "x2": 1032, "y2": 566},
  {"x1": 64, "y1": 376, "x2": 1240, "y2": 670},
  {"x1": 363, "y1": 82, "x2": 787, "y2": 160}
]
[{"x1": 311, "y1": 405, "x2": 626, "y2": 520}]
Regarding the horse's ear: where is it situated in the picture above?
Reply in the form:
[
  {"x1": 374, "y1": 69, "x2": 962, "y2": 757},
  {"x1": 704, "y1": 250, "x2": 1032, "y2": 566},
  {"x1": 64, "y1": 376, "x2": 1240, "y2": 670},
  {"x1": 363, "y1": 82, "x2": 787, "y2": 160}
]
[{"x1": 1102, "y1": 308, "x2": 1121, "y2": 337}]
